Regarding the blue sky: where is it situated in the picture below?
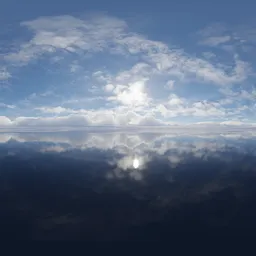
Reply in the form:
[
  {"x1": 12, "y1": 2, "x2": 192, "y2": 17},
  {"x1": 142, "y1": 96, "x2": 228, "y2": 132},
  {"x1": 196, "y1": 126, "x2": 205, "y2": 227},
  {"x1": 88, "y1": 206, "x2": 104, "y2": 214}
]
[{"x1": 1, "y1": 0, "x2": 256, "y2": 129}]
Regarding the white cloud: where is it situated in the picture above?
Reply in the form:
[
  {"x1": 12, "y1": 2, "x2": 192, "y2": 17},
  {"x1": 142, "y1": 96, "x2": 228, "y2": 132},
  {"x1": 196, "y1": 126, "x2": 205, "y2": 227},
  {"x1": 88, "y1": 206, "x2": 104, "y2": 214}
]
[
  {"x1": 29, "y1": 106, "x2": 164, "y2": 127},
  {"x1": 219, "y1": 86, "x2": 256, "y2": 104},
  {"x1": 200, "y1": 35, "x2": 231, "y2": 46},
  {"x1": 221, "y1": 120, "x2": 243, "y2": 125},
  {"x1": 198, "y1": 23, "x2": 256, "y2": 55},
  {"x1": 5, "y1": 86, "x2": 253, "y2": 130},
  {"x1": 0, "y1": 108, "x2": 255, "y2": 131},
  {"x1": 240, "y1": 90, "x2": 254, "y2": 100},
  {"x1": 146, "y1": 50, "x2": 249, "y2": 85},
  {"x1": 104, "y1": 83, "x2": 115, "y2": 92},
  {"x1": 40, "y1": 145, "x2": 66, "y2": 153},
  {"x1": 4, "y1": 15, "x2": 128, "y2": 65},
  {"x1": 69, "y1": 62, "x2": 82, "y2": 73},
  {"x1": 165, "y1": 80, "x2": 175, "y2": 90},
  {"x1": 13, "y1": 115, "x2": 90, "y2": 127},
  {"x1": 218, "y1": 98, "x2": 234, "y2": 105},
  {"x1": 108, "y1": 80, "x2": 150, "y2": 106},
  {"x1": 92, "y1": 71, "x2": 111, "y2": 83},
  {"x1": 153, "y1": 96, "x2": 228, "y2": 119},
  {"x1": 3, "y1": 14, "x2": 250, "y2": 87},
  {"x1": 168, "y1": 94, "x2": 183, "y2": 106},
  {"x1": 0, "y1": 103, "x2": 15, "y2": 109},
  {"x1": 190, "y1": 101, "x2": 225, "y2": 117},
  {"x1": 115, "y1": 63, "x2": 153, "y2": 83},
  {"x1": 1, "y1": 14, "x2": 255, "y2": 127},
  {"x1": 0, "y1": 116, "x2": 12, "y2": 126},
  {"x1": 198, "y1": 23, "x2": 227, "y2": 38},
  {"x1": 203, "y1": 52, "x2": 216, "y2": 59},
  {"x1": 0, "y1": 68, "x2": 11, "y2": 80},
  {"x1": 36, "y1": 106, "x2": 69, "y2": 114}
]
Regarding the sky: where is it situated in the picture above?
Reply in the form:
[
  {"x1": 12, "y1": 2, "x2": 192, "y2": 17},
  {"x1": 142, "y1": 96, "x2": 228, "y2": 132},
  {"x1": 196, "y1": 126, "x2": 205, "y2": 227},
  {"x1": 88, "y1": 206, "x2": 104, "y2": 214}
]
[{"x1": 1, "y1": 0, "x2": 256, "y2": 130}]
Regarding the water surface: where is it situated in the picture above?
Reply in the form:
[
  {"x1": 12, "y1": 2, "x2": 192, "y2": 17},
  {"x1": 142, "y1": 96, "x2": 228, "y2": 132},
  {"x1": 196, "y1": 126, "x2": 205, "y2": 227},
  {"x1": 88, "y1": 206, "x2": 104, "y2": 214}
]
[{"x1": 1, "y1": 131, "x2": 256, "y2": 240}]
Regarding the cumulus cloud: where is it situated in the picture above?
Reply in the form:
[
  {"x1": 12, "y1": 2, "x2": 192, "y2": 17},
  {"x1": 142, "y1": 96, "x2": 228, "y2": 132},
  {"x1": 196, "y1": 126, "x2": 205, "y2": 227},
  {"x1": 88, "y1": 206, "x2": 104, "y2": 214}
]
[
  {"x1": 108, "y1": 80, "x2": 150, "y2": 106},
  {"x1": 168, "y1": 94, "x2": 183, "y2": 106},
  {"x1": 0, "y1": 108, "x2": 163, "y2": 130},
  {"x1": 104, "y1": 83, "x2": 115, "y2": 92},
  {"x1": 0, "y1": 112, "x2": 256, "y2": 132},
  {"x1": 0, "y1": 116, "x2": 12, "y2": 126}
]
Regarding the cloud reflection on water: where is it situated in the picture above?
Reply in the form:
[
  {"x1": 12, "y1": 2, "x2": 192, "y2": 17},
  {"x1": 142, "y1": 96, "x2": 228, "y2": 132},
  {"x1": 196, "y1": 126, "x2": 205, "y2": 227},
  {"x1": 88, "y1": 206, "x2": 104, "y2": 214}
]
[
  {"x1": 0, "y1": 130, "x2": 256, "y2": 181},
  {"x1": 1, "y1": 130, "x2": 256, "y2": 239}
]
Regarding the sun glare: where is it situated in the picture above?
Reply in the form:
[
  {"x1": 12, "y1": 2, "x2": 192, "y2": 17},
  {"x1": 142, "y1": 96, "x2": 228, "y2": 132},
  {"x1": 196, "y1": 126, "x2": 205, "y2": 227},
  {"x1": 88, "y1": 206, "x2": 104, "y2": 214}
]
[
  {"x1": 133, "y1": 158, "x2": 140, "y2": 169},
  {"x1": 119, "y1": 81, "x2": 146, "y2": 106}
]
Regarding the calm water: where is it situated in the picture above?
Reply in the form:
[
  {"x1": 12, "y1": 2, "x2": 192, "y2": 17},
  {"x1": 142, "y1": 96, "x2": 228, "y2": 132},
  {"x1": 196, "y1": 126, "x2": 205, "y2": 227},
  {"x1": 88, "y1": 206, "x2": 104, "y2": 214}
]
[{"x1": 1, "y1": 131, "x2": 256, "y2": 240}]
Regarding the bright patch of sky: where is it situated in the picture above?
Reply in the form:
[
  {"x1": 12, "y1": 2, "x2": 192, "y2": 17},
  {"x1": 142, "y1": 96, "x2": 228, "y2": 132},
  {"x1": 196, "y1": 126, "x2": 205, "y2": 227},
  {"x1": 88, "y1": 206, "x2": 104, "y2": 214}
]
[{"x1": 1, "y1": 0, "x2": 256, "y2": 130}]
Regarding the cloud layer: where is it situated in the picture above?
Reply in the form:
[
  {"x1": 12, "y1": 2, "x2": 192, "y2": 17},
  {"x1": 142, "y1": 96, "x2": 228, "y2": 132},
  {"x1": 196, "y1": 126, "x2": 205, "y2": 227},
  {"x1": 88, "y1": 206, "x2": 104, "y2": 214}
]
[{"x1": 1, "y1": 14, "x2": 256, "y2": 129}]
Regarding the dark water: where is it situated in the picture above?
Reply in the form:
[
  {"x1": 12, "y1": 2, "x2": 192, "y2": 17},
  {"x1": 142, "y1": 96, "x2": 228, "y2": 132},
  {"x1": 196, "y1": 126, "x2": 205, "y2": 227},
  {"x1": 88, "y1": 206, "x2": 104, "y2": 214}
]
[{"x1": 1, "y1": 131, "x2": 256, "y2": 240}]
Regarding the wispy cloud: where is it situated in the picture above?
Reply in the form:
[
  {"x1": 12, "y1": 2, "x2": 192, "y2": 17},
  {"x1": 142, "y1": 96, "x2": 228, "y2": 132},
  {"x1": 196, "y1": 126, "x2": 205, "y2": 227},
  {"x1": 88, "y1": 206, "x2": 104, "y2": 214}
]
[
  {"x1": 199, "y1": 35, "x2": 231, "y2": 46},
  {"x1": 198, "y1": 22, "x2": 256, "y2": 54},
  {"x1": 0, "y1": 67, "x2": 11, "y2": 81},
  {"x1": 4, "y1": 15, "x2": 250, "y2": 86},
  {"x1": 0, "y1": 103, "x2": 15, "y2": 109}
]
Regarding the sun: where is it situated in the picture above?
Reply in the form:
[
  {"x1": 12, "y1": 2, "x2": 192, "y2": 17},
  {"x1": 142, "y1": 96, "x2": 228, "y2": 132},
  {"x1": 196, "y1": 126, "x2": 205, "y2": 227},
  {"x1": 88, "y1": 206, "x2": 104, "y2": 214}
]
[
  {"x1": 116, "y1": 81, "x2": 147, "y2": 106},
  {"x1": 132, "y1": 158, "x2": 140, "y2": 169},
  {"x1": 120, "y1": 87, "x2": 145, "y2": 106}
]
